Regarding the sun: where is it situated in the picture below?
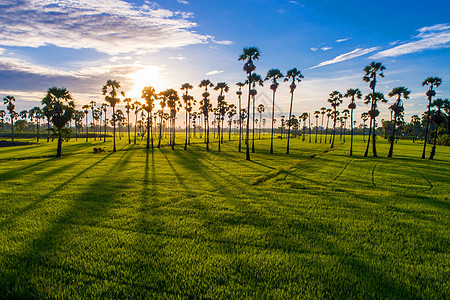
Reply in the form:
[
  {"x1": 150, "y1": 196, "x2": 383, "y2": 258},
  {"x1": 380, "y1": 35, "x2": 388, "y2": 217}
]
[{"x1": 126, "y1": 66, "x2": 167, "y2": 101}]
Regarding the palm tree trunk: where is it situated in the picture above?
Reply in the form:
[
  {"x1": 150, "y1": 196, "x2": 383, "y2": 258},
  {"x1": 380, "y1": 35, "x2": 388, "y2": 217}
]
[
  {"x1": 218, "y1": 114, "x2": 221, "y2": 152},
  {"x1": 128, "y1": 112, "x2": 131, "y2": 144},
  {"x1": 270, "y1": 90, "x2": 275, "y2": 154},
  {"x1": 185, "y1": 110, "x2": 188, "y2": 150},
  {"x1": 364, "y1": 116, "x2": 373, "y2": 157},
  {"x1": 10, "y1": 115, "x2": 14, "y2": 142},
  {"x1": 206, "y1": 116, "x2": 210, "y2": 151},
  {"x1": 85, "y1": 115, "x2": 88, "y2": 142},
  {"x1": 286, "y1": 92, "x2": 294, "y2": 154},
  {"x1": 331, "y1": 109, "x2": 337, "y2": 148},
  {"x1": 320, "y1": 114, "x2": 324, "y2": 143},
  {"x1": 57, "y1": 128, "x2": 62, "y2": 157},
  {"x1": 146, "y1": 112, "x2": 150, "y2": 149},
  {"x1": 37, "y1": 120, "x2": 40, "y2": 142},
  {"x1": 246, "y1": 81, "x2": 251, "y2": 160},
  {"x1": 158, "y1": 114, "x2": 163, "y2": 148},
  {"x1": 238, "y1": 95, "x2": 242, "y2": 152},
  {"x1": 252, "y1": 95, "x2": 255, "y2": 153},
  {"x1": 388, "y1": 115, "x2": 397, "y2": 157},
  {"x1": 308, "y1": 113, "x2": 312, "y2": 143},
  {"x1": 104, "y1": 114, "x2": 107, "y2": 143},
  {"x1": 372, "y1": 116, "x2": 377, "y2": 157},
  {"x1": 325, "y1": 117, "x2": 329, "y2": 144},
  {"x1": 422, "y1": 96, "x2": 432, "y2": 159},
  {"x1": 429, "y1": 109, "x2": 440, "y2": 159},
  {"x1": 350, "y1": 110, "x2": 354, "y2": 156},
  {"x1": 315, "y1": 118, "x2": 318, "y2": 143},
  {"x1": 112, "y1": 107, "x2": 116, "y2": 152}
]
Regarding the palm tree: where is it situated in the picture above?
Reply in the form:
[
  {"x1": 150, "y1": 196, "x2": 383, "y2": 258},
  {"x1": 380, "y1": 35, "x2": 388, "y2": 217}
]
[
  {"x1": 236, "y1": 82, "x2": 245, "y2": 152},
  {"x1": 284, "y1": 68, "x2": 304, "y2": 154},
  {"x1": 421, "y1": 76, "x2": 442, "y2": 159},
  {"x1": 363, "y1": 62, "x2": 386, "y2": 157},
  {"x1": 163, "y1": 89, "x2": 180, "y2": 150},
  {"x1": 265, "y1": 69, "x2": 284, "y2": 153},
  {"x1": 257, "y1": 104, "x2": 265, "y2": 139},
  {"x1": 73, "y1": 110, "x2": 84, "y2": 141},
  {"x1": 344, "y1": 88, "x2": 362, "y2": 156},
  {"x1": 102, "y1": 79, "x2": 122, "y2": 152},
  {"x1": 328, "y1": 91, "x2": 343, "y2": 148},
  {"x1": 101, "y1": 103, "x2": 108, "y2": 142},
  {"x1": 387, "y1": 87, "x2": 410, "y2": 157},
  {"x1": 227, "y1": 104, "x2": 236, "y2": 141},
  {"x1": 142, "y1": 86, "x2": 157, "y2": 149},
  {"x1": 341, "y1": 109, "x2": 350, "y2": 142},
  {"x1": 324, "y1": 108, "x2": 332, "y2": 144},
  {"x1": 239, "y1": 46, "x2": 261, "y2": 160},
  {"x1": 314, "y1": 111, "x2": 320, "y2": 143},
  {"x1": 0, "y1": 110, "x2": 5, "y2": 132},
  {"x1": 248, "y1": 73, "x2": 263, "y2": 153},
  {"x1": 364, "y1": 91, "x2": 387, "y2": 156},
  {"x1": 41, "y1": 87, "x2": 75, "y2": 157},
  {"x1": 181, "y1": 83, "x2": 194, "y2": 150},
  {"x1": 157, "y1": 93, "x2": 168, "y2": 148},
  {"x1": 115, "y1": 109, "x2": 125, "y2": 139},
  {"x1": 429, "y1": 98, "x2": 446, "y2": 159},
  {"x1": 81, "y1": 104, "x2": 89, "y2": 142},
  {"x1": 89, "y1": 101, "x2": 96, "y2": 140},
  {"x1": 123, "y1": 97, "x2": 132, "y2": 144},
  {"x1": 319, "y1": 107, "x2": 326, "y2": 143},
  {"x1": 361, "y1": 112, "x2": 369, "y2": 142},
  {"x1": 29, "y1": 106, "x2": 44, "y2": 141},
  {"x1": 199, "y1": 79, "x2": 214, "y2": 151},
  {"x1": 300, "y1": 112, "x2": 308, "y2": 141},
  {"x1": 3, "y1": 96, "x2": 16, "y2": 141},
  {"x1": 214, "y1": 82, "x2": 230, "y2": 151}
]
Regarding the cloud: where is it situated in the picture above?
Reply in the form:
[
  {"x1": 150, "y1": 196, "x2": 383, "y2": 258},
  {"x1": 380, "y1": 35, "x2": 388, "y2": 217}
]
[
  {"x1": 289, "y1": 1, "x2": 299, "y2": 4},
  {"x1": 177, "y1": 0, "x2": 189, "y2": 4},
  {"x1": 169, "y1": 55, "x2": 187, "y2": 60},
  {"x1": 336, "y1": 38, "x2": 351, "y2": 43},
  {"x1": 214, "y1": 40, "x2": 233, "y2": 45},
  {"x1": 321, "y1": 46, "x2": 333, "y2": 51},
  {"x1": 371, "y1": 23, "x2": 450, "y2": 58},
  {"x1": 277, "y1": 9, "x2": 286, "y2": 14},
  {"x1": 206, "y1": 70, "x2": 223, "y2": 76},
  {"x1": 310, "y1": 48, "x2": 318, "y2": 51},
  {"x1": 310, "y1": 47, "x2": 380, "y2": 69},
  {"x1": 0, "y1": 48, "x2": 5, "y2": 55},
  {"x1": 0, "y1": 0, "x2": 209, "y2": 55}
]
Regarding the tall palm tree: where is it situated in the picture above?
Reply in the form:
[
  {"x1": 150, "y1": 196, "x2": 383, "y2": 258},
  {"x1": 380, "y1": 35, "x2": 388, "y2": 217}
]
[
  {"x1": 131, "y1": 101, "x2": 141, "y2": 144},
  {"x1": 363, "y1": 62, "x2": 386, "y2": 157},
  {"x1": 181, "y1": 83, "x2": 194, "y2": 150},
  {"x1": 265, "y1": 69, "x2": 284, "y2": 153},
  {"x1": 236, "y1": 82, "x2": 245, "y2": 152},
  {"x1": 89, "y1": 101, "x2": 97, "y2": 140},
  {"x1": 314, "y1": 110, "x2": 320, "y2": 143},
  {"x1": 344, "y1": 88, "x2": 362, "y2": 156},
  {"x1": 115, "y1": 109, "x2": 125, "y2": 139},
  {"x1": 101, "y1": 103, "x2": 108, "y2": 142},
  {"x1": 239, "y1": 46, "x2": 261, "y2": 160},
  {"x1": 319, "y1": 107, "x2": 326, "y2": 143},
  {"x1": 123, "y1": 97, "x2": 132, "y2": 144},
  {"x1": 387, "y1": 86, "x2": 410, "y2": 157},
  {"x1": 157, "y1": 92, "x2": 168, "y2": 148},
  {"x1": 163, "y1": 89, "x2": 180, "y2": 150},
  {"x1": 199, "y1": 79, "x2": 214, "y2": 151},
  {"x1": 324, "y1": 108, "x2": 332, "y2": 144},
  {"x1": 328, "y1": 91, "x2": 343, "y2": 148},
  {"x1": 214, "y1": 82, "x2": 230, "y2": 151},
  {"x1": 3, "y1": 96, "x2": 16, "y2": 142},
  {"x1": 429, "y1": 98, "x2": 446, "y2": 159},
  {"x1": 257, "y1": 104, "x2": 265, "y2": 139},
  {"x1": 0, "y1": 110, "x2": 5, "y2": 132},
  {"x1": 41, "y1": 87, "x2": 75, "y2": 157},
  {"x1": 284, "y1": 68, "x2": 304, "y2": 154},
  {"x1": 81, "y1": 104, "x2": 89, "y2": 142},
  {"x1": 227, "y1": 104, "x2": 236, "y2": 141},
  {"x1": 341, "y1": 109, "x2": 350, "y2": 142},
  {"x1": 300, "y1": 112, "x2": 308, "y2": 141},
  {"x1": 364, "y1": 92, "x2": 387, "y2": 155},
  {"x1": 421, "y1": 76, "x2": 442, "y2": 159},
  {"x1": 142, "y1": 86, "x2": 157, "y2": 149},
  {"x1": 102, "y1": 79, "x2": 122, "y2": 152},
  {"x1": 248, "y1": 73, "x2": 263, "y2": 153}
]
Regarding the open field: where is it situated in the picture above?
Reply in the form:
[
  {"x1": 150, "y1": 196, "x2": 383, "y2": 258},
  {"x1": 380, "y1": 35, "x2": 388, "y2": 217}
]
[{"x1": 0, "y1": 134, "x2": 449, "y2": 299}]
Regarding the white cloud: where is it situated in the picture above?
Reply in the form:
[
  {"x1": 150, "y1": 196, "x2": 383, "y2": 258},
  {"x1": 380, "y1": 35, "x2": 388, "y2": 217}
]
[
  {"x1": 0, "y1": 48, "x2": 5, "y2": 55},
  {"x1": 289, "y1": 1, "x2": 299, "y2": 4},
  {"x1": 0, "y1": 0, "x2": 209, "y2": 55},
  {"x1": 214, "y1": 40, "x2": 233, "y2": 45},
  {"x1": 321, "y1": 46, "x2": 333, "y2": 51},
  {"x1": 277, "y1": 9, "x2": 286, "y2": 14},
  {"x1": 310, "y1": 47, "x2": 318, "y2": 51},
  {"x1": 336, "y1": 38, "x2": 351, "y2": 43},
  {"x1": 177, "y1": 0, "x2": 189, "y2": 4},
  {"x1": 371, "y1": 23, "x2": 450, "y2": 58},
  {"x1": 310, "y1": 47, "x2": 380, "y2": 69},
  {"x1": 169, "y1": 55, "x2": 187, "y2": 60},
  {"x1": 206, "y1": 70, "x2": 223, "y2": 76}
]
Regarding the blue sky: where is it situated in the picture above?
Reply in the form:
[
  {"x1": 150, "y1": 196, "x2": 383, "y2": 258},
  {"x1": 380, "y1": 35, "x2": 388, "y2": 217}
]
[{"x1": 0, "y1": 0, "x2": 449, "y2": 123}]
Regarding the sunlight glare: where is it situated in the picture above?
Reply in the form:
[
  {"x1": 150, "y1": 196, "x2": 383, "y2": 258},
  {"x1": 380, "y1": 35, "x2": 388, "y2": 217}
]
[{"x1": 126, "y1": 66, "x2": 167, "y2": 103}]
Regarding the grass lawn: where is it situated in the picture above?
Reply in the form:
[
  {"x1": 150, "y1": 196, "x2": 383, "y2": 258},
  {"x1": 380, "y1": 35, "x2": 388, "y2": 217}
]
[{"x1": 0, "y1": 133, "x2": 449, "y2": 299}]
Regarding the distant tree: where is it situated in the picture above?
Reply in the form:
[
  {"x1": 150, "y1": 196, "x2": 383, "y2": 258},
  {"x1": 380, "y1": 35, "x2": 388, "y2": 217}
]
[
  {"x1": 280, "y1": 115, "x2": 285, "y2": 139},
  {"x1": 73, "y1": 110, "x2": 84, "y2": 141},
  {"x1": 328, "y1": 91, "x2": 343, "y2": 148},
  {"x1": 325, "y1": 108, "x2": 332, "y2": 144},
  {"x1": 387, "y1": 87, "x2": 410, "y2": 157},
  {"x1": 115, "y1": 109, "x2": 125, "y2": 140},
  {"x1": 314, "y1": 110, "x2": 320, "y2": 143},
  {"x1": 123, "y1": 97, "x2": 132, "y2": 144},
  {"x1": 227, "y1": 104, "x2": 237, "y2": 141},
  {"x1": 42, "y1": 87, "x2": 75, "y2": 157},
  {"x1": 319, "y1": 107, "x2": 326, "y2": 143},
  {"x1": 89, "y1": 101, "x2": 97, "y2": 140},
  {"x1": 344, "y1": 88, "x2": 362, "y2": 156},
  {"x1": 341, "y1": 109, "x2": 350, "y2": 142},
  {"x1": 3, "y1": 96, "x2": 16, "y2": 141},
  {"x1": 247, "y1": 74, "x2": 263, "y2": 152},
  {"x1": 429, "y1": 98, "x2": 446, "y2": 159},
  {"x1": 239, "y1": 46, "x2": 261, "y2": 160},
  {"x1": 142, "y1": 86, "x2": 157, "y2": 149},
  {"x1": 236, "y1": 82, "x2": 245, "y2": 152},
  {"x1": 364, "y1": 92, "x2": 387, "y2": 155},
  {"x1": 101, "y1": 103, "x2": 108, "y2": 142},
  {"x1": 265, "y1": 69, "x2": 284, "y2": 153},
  {"x1": 284, "y1": 68, "x2": 304, "y2": 154},
  {"x1": 300, "y1": 112, "x2": 308, "y2": 141},
  {"x1": 0, "y1": 109, "x2": 5, "y2": 132},
  {"x1": 163, "y1": 89, "x2": 180, "y2": 150},
  {"x1": 257, "y1": 103, "x2": 265, "y2": 139},
  {"x1": 363, "y1": 62, "x2": 386, "y2": 157},
  {"x1": 361, "y1": 112, "x2": 369, "y2": 142},
  {"x1": 421, "y1": 76, "x2": 442, "y2": 159},
  {"x1": 181, "y1": 83, "x2": 194, "y2": 150},
  {"x1": 199, "y1": 79, "x2": 214, "y2": 151},
  {"x1": 82, "y1": 104, "x2": 89, "y2": 142},
  {"x1": 102, "y1": 79, "x2": 122, "y2": 152},
  {"x1": 214, "y1": 82, "x2": 230, "y2": 151}
]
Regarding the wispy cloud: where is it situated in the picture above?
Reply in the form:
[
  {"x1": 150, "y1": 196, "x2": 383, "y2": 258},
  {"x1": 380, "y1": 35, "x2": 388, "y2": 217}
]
[
  {"x1": 177, "y1": 0, "x2": 189, "y2": 4},
  {"x1": 371, "y1": 23, "x2": 450, "y2": 58},
  {"x1": 336, "y1": 38, "x2": 351, "y2": 43},
  {"x1": 0, "y1": 0, "x2": 209, "y2": 55},
  {"x1": 277, "y1": 9, "x2": 287, "y2": 14},
  {"x1": 169, "y1": 55, "x2": 187, "y2": 60},
  {"x1": 321, "y1": 46, "x2": 333, "y2": 51},
  {"x1": 310, "y1": 47, "x2": 380, "y2": 69},
  {"x1": 310, "y1": 47, "x2": 318, "y2": 51},
  {"x1": 206, "y1": 70, "x2": 223, "y2": 76},
  {"x1": 289, "y1": 1, "x2": 299, "y2": 4}
]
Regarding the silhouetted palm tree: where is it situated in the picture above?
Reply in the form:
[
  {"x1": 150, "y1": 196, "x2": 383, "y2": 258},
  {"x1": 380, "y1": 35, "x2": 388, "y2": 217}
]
[
  {"x1": 387, "y1": 86, "x2": 410, "y2": 157},
  {"x1": 163, "y1": 89, "x2": 180, "y2": 150},
  {"x1": 421, "y1": 76, "x2": 442, "y2": 159},
  {"x1": 363, "y1": 62, "x2": 385, "y2": 157},
  {"x1": 42, "y1": 87, "x2": 75, "y2": 157},
  {"x1": 361, "y1": 112, "x2": 369, "y2": 142},
  {"x1": 101, "y1": 103, "x2": 107, "y2": 142},
  {"x1": 236, "y1": 82, "x2": 245, "y2": 152},
  {"x1": 364, "y1": 91, "x2": 387, "y2": 155},
  {"x1": 341, "y1": 109, "x2": 350, "y2": 142},
  {"x1": 199, "y1": 79, "x2": 214, "y2": 151},
  {"x1": 239, "y1": 46, "x2": 261, "y2": 160},
  {"x1": 285, "y1": 68, "x2": 304, "y2": 154},
  {"x1": 328, "y1": 91, "x2": 343, "y2": 148},
  {"x1": 324, "y1": 108, "x2": 332, "y2": 144},
  {"x1": 123, "y1": 97, "x2": 132, "y2": 144},
  {"x1": 257, "y1": 104, "x2": 265, "y2": 139},
  {"x1": 181, "y1": 83, "x2": 194, "y2": 150},
  {"x1": 319, "y1": 107, "x2": 326, "y2": 143},
  {"x1": 247, "y1": 73, "x2": 263, "y2": 153},
  {"x1": 227, "y1": 104, "x2": 236, "y2": 141},
  {"x1": 265, "y1": 69, "x2": 284, "y2": 153},
  {"x1": 142, "y1": 86, "x2": 157, "y2": 149},
  {"x1": 314, "y1": 111, "x2": 320, "y2": 143},
  {"x1": 102, "y1": 79, "x2": 122, "y2": 152},
  {"x1": 214, "y1": 82, "x2": 230, "y2": 151},
  {"x1": 429, "y1": 98, "x2": 446, "y2": 159},
  {"x1": 344, "y1": 88, "x2": 362, "y2": 156},
  {"x1": 89, "y1": 101, "x2": 97, "y2": 140},
  {"x1": 3, "y1": 96, "x2": 16, "y2": 141}
]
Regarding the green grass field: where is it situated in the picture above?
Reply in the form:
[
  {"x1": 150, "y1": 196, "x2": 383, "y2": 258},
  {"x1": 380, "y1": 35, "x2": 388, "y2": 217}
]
[{"x1": 0, "y1": 133, "x2": 449, "y2": 299}]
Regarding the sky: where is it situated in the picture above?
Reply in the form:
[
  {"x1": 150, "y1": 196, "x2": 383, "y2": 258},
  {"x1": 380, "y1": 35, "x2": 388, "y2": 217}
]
[{"x1": 0, "y1": 0, "x2": 449, "y2": 125}]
